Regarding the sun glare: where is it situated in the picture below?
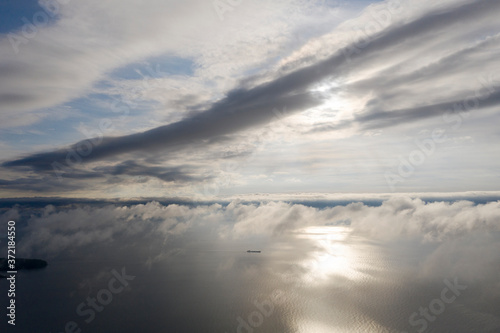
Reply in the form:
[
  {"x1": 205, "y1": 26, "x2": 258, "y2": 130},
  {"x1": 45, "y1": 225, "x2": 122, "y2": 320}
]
[{"x1": 296, "y1": 226, "x2": 366, "y2": 284}]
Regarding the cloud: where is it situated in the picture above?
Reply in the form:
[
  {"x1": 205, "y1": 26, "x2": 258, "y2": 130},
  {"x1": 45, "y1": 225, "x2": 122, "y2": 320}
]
[
  {"x1": 0, "y1": 160, "x2": 212, "y2": 195},
  {"x1": 93, "y1": 160, "x2": 210, "y2": 183},
  {"x1": 2, "y1": 0, "x2": 500, "y2": 196},
  {"x1": 3, "y1": 0, "x2": 499, "y2": 159},
  {"x1": 0, "y1": 175, "x2": 88, "y2": 192},
  {"x1": 0, "y1": 0, "x2": 340, "y2": 121},
  {"x1": 328, "y1": 196, "x2": 500, "y2": 241},
  {"x1": 9, "y1": 201, "x2": 225, "y2": 256},
  {"x1": 6, "y1": 196, "x2": 500, "y2": 276},
  {"x1": 3, "y1": 91, "x2": 319, "y2": 170}
]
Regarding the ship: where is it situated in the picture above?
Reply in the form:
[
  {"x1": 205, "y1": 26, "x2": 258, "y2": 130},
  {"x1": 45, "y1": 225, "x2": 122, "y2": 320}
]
[{"x1": 246, "y1": 250, "x2": 261, "y2": 253}]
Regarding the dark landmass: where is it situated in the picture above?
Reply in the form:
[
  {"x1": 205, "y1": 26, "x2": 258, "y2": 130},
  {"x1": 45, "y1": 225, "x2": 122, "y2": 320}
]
[
  {"x1": 0, "y1": 258, "x2": 48, "y2": 272},
  {"x1": 2, "y1": 194, "x2": 500, "y2": 211}
]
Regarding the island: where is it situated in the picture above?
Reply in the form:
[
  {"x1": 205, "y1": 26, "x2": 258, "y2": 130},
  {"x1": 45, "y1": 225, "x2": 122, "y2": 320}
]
[{"x1": 0, "y1": 258, "x2": 48, "y2": 273}]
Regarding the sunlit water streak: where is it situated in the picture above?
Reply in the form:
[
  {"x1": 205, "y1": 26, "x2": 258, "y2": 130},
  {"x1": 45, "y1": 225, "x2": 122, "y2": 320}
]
[{"x1": 270, "y1": 225, "x2": 406, "y2": 332}]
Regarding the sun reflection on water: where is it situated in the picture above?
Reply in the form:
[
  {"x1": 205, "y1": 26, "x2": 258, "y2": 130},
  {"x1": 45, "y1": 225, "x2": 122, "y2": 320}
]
[
  {"x1": 296, "y1": 225, "x2": 372, "y2": 284},
  {"x1": 285, "y1": 225, "x2": 392, "y2": 333}
]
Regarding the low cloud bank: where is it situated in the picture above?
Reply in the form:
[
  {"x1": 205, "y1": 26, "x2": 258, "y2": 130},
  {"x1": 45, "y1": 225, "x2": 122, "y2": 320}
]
[{"x1": 1, "y1": 197, "x2": 498, "y2": 280}]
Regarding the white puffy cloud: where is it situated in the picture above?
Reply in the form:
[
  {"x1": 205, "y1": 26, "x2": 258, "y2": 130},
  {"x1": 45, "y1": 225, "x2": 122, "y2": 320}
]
[
  {"x1": 4, "y1": 195, "x2": 498, "y2": 285},
  {"x1": 13, "y1": 201, "x2": 225, "y2": 255},
  {"x1": 328, "y1": 196, "x2": 500, "y2": 241}
]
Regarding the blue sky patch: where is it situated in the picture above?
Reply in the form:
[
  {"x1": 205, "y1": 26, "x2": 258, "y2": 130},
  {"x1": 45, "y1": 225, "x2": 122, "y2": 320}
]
[{"x1": 0, "y1": 0, "x2": 59, "y2": 34}]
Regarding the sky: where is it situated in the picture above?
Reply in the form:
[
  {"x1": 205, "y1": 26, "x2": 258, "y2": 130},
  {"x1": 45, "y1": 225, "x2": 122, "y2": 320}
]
[{"x1": 1, "y1": 0, "x2": 500, "y2": 198}]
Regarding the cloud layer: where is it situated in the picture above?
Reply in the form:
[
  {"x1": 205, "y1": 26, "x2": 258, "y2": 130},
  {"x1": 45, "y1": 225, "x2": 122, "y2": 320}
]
[
  {"x1": 2, "y1": 196, "x2": 500, "y2": 331},
  {"x1": 6, "y1": 196, "x2": 500, "y2": 281}
]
